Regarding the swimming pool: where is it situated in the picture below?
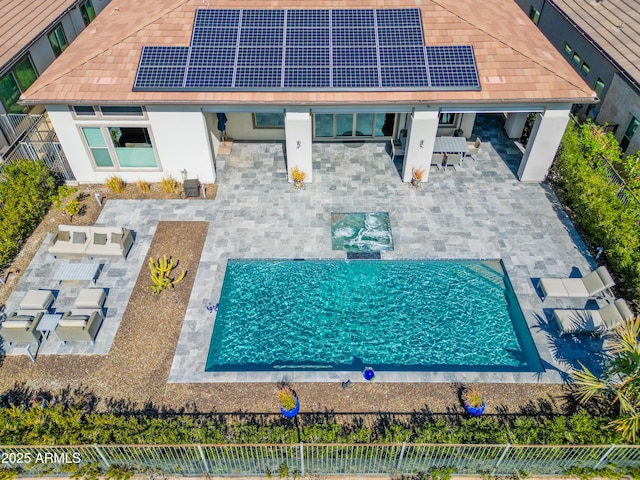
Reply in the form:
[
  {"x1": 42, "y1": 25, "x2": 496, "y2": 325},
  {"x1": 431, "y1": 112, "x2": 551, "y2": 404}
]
[{"x1": 205, "y1": 259, "x2": 543, "y2": 372}]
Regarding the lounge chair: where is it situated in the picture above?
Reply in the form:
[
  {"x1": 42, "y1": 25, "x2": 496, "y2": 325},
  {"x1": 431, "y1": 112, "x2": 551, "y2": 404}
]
[
  {"x1": 538, "y1": 266, "x2": 614, "y2": 300},
  {"x1": 552, "y1": 298, "x2": 634, "y2": 334}
]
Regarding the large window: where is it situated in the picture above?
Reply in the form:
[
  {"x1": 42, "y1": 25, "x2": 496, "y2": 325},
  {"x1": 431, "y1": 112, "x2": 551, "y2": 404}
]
[
  {"x1": 0, "y1": 55, "x2": 38, "y2": 114},
  {"x1": 439, "y1": 113, "x2": 456, "y2": 126},
  {"x1": 594, "y1": 78, "x2": 605, "y2": 97},
  {"x1": 82, "y1": 126, "x2": 158, "y2": 169},
  {"x1": 621, "y1": 116, "x2": 639, "y2": 151},
  {"x1": 313, "y1": 113, "x2": 394, "y2": 138},
  {"x1": 48, "y1": 24, "x2": 68, "y2": 57},
  {"x1": 80, "y1": 0, "x2": 96, "y2": 26},
  {"x1": 253, "y1": 113, "x2": 285, "y2": 128}
]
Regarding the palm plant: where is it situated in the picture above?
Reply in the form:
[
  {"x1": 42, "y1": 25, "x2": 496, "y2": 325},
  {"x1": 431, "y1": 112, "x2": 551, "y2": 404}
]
[{"x1": 572, "y1": 317, "x2": 640, "y2": 442}]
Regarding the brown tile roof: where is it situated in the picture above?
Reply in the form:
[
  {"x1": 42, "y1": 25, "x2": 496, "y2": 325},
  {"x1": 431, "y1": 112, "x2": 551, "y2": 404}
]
[
  {"x1": 0, "y1": 0, "x2": 79, "y2": 71},
  {"x1": 20, "y1": 0, "x2": 598, "y2": 106},
  {"x1": 550, "y1": 0, "x2": 640, "y2": 89}
]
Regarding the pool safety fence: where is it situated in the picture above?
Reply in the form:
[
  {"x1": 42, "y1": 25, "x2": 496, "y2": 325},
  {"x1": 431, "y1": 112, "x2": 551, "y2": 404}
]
[{"x1": 1, "y1": 443, "x2": 640, "y2": 477}]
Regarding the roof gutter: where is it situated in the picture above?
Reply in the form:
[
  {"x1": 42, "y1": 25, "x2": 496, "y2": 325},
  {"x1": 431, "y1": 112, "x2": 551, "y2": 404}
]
[
  {"x1": 545, "y1": 0, "x2": 639, "y2": 91},
  {"x1": 0, "y1": 0, "x2": 85, "y2": 74}
]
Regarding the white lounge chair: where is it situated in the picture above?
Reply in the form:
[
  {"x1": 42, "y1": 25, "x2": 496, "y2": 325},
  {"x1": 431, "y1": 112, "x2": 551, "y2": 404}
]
[
  {"x1": 538, "y1": 266, "x2": 614, "y2": 300},
  {"x1": 552, "y1": 298, "x2": 634, "y2": 334}
]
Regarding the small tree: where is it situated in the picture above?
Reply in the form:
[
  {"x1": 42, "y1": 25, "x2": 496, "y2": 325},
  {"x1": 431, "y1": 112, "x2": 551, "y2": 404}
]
[{"x1": 572, "y1": 317, "x2": 640, "y2": 443}]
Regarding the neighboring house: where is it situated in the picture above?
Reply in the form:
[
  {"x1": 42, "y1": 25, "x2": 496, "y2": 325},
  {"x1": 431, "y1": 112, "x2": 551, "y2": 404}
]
[
  {"x1": 515, "y1": 0, "x2": 640, "y2": 155},
  {"x1": 20, "y1": 0, "x2": 596, "y2": 186},
  {"x1": 0, "y1": 0, "x2": 112, "y2": 148}
]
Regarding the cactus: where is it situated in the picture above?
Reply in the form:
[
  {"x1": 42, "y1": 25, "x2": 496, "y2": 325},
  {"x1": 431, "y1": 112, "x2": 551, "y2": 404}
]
[{"x1": 149, "y1": 254, "x2": 186, "y2": 295}]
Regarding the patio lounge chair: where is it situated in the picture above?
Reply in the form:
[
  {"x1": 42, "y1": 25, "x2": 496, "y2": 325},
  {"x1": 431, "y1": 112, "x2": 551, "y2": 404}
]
[
  {"x1": 538, "y1": 266, "x2": 614, "y2": 300},
  {"x1": 552, "y1": 298, "x2": 634, "y2": 334}
]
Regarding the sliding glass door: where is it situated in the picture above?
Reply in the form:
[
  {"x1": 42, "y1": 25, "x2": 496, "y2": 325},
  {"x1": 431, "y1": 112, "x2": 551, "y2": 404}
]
[{"x1": 313, "y1": 113, "x2": 395, "y2": 139}]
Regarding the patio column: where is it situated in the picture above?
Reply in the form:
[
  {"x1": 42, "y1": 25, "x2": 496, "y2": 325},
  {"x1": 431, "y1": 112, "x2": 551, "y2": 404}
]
[
  {"x1": 517, "y1": 107, "x2": 571, "y2": 182},
  {"x1": 504, "y1": 112, "x2": 529, "y2": 139},
  {"x1": 285, "y1": 111, "x2": 313, "y2": 183},
  {"x1": 402, "y1": 110, "x2": 439, "y2": 183}
]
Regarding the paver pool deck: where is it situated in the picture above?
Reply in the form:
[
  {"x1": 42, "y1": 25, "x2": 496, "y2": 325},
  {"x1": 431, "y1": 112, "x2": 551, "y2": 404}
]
[{"x1": 2, "y1": 115, "x2": 604, "y2": 384}]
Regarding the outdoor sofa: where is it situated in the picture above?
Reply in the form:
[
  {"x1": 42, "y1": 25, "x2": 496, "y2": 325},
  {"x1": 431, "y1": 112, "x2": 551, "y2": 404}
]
[
  {"x1": 0, "y1": 289, "x2": 55, "y2": 345},
  {"x1": 49, "y1": 225, "x2": 134, "y2": 260},
  {"x1": 552, "y1": 298, "x2": 633, "y2": 334},
  {"x1": 538, "y1": 266, "x2": 615, "y2": 300},
  {"x1": 55, "y1": 288, "x2": 107, "y2": 344}
]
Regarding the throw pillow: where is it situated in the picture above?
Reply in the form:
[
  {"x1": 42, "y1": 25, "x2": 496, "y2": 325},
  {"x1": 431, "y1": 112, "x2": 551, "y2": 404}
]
[
  {"x1": 94, "y1": 233, "x2": 108, "y2": 245},
  {"x1": 10, "y1": 315, "x2": 33, "y2": 322},
  {"x1": 5, "y1": 320, "x2": 31, "y2": 329},
  {"x1": 58, "y1": 231, "x2": 70, "y2": 242},
  {"x1": 111, "y1": 232, "x2": 123, "y2": 243},
  {"x1": 72, "y1": 231, "x2": 86, "y2": 244}
]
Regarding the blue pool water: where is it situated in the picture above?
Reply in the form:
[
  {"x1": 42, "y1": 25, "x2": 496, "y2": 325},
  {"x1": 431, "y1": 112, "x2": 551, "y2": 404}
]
[{"x1": 205, "y1": 259, "x2": 543, "y2": 372}]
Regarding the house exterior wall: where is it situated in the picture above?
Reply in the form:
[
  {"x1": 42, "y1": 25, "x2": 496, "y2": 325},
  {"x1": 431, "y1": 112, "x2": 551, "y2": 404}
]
[
  {"x1": 46, "y1": 104, "x2": 215, "y2": 183},
  {"x1": 224, "y1": 112, "x2": 285, "y2": 141},
  {"x1": 598, "y1": 74, "x2": 640, "y2": 155}
]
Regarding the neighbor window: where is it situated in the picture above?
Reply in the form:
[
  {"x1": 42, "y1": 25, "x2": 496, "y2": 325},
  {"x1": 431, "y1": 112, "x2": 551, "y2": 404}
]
[
  {"x1": 0, "y1": 55, "x2": 38, "y2": 114},
  {"x1": 82, "y1": 126, "x2": 158, "y2": 169},
  {"x1": 80, "y1": 0, "x2": 96, "y2": 26},
  {"x1": 572, "y1": 52, "x2": 581, "y2": 65},
  {"x1": 529, "y1": 7, "x2": 541, "y2": 25},
  {"x1": 253, "y1": 112, "x2": 285, "y2": 128},
  {"x1": 48, "y1": 24, "x2": 68, "y2": 57},
  {"x1": 438, "y1": 113, "x2": 456, "y2": 126},
  {"x1": 580, "y1": 62, "x2": 590, "y2": 75},
  {"x1": 621, "y1": 116, "x2": 639, "y2": 151},
  {"x1": 563, "y1": 43, "x2": 572, "y2": 56},
  {"x1": 594, "y1": 78, "x2": 605, "y2": 97}
]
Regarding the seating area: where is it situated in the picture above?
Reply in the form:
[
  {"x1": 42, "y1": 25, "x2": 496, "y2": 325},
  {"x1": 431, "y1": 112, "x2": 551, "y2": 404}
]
[
  {"x1": 0, "y1": 289, "x2": 54, "y2": 345},
  {"x1": 49, "y1": 225, "x2": 134, "y2": 260},
  {"x1": 552, "y1": 298, "x2": 634, "y2": 334},
  {"x1": 55, "y1": 288, "x2": 106, "y2": 344},
  {"x1": 538, "y1": 266, "x2": 615, "y2": 300}
]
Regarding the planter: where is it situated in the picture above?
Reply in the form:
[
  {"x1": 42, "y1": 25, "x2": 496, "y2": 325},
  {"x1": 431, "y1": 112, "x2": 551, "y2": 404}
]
[
  {"x1": 463, "y1": 400, "x2": 486, "y2": 417},
  {"x1": 280, "y1": 397, "x2": 300, "y2": 418}
]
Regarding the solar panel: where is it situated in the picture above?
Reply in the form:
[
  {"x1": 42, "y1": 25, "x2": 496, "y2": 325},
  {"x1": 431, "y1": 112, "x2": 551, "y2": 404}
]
[
  {"x1": 286, "y1": 10, "x2": 330, "y2": 28},
  {"x1": 376, "y1": 9, "x2": 422, "y2": 27},
  {"x1": 134, "y1": 8, "x2": 481, "y2": 91},
  {"x1": 333, "y1": 67, "x2": 379, "y2": 88},
  {"x1": 139, "y1": 46, "x2": 189, "y2": 67},
  {"x1": 238, "y1": 47, "x2": 283, "y2": 66},
  {"x1": 241, "y1": 9, "x2": 285, "y2": 27},
  {"x1": 379, "y1": 46, "x2": 426, "y2": 66},
  {"x1": 286, "y1": 28, "x2": 330, "y2": 47},
  {"x1": 284, "y1": 67, "x2": 330, "y2": 88},
  {"x1": 332, "y1": 28, "x2": 376, "y2": 46},
  {"x1": 239, "y1": 27, "x2": 284, "y2": 46},
  {"x1": 285, "y1": 47, "x2": 329, "y2": 66},
  {"x1": 331, "y1": 9, "x2": 375, "y2": 27},
  {"x1": 194, "y1": 9, "x2": 240, "y2": 28},
  {"x1": 235, "y1": 67, "x2": 282, "y2": 88},
  {"x1": 135, "y1": 67, "x2": 185, "y2": 88},
  {"x1": 333, "y1": 47, "x2": 377, "y2": 66},
  {"x1": 185, "y1": 67, "x2": 233, "y2": 88}
]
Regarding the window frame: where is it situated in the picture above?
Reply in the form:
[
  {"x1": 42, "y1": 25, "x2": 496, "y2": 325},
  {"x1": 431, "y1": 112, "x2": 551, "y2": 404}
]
[
  {"x1": 580, "y1": 62, "x2": 590, "y2": 76},
  {"x1": 529, "y1": 6, "x2": 541, "y2": 25},
  {"x1": 70, "y1": 105, "x2": 146, "y2": 119},
  {"x1": 79, "y1": 124, "x2": 161, "y2": 171},
  {"x1": 438, "y1": 113, "x2": 457, "y2": 126},
  {"x1": 253, "y1": 112, "x2": 285, "y2": 129},
  {"x1": 563, "y1": 43, "x2": 572, "y2": 56},
  {"x1": 0, "y1": 54, "x2": 38, "y2": 114},
  {"x1": 594, "y1": 78, "x2": 605, "y2": 97},
  {"x1": 79, "y1": 0, "x2": 96, "y2": 27},
  {"x1": 47, "y1": 23, "x2": 69, "y2": 57},
  {"x1": 571, "y1": 52, "x2": 581, "y2": 65}
]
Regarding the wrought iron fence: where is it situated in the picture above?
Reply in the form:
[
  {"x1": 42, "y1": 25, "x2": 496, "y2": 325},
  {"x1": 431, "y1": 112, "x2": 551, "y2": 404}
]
[{"x1": 1, "y1": 443, "x2": 639, "y2": 477}]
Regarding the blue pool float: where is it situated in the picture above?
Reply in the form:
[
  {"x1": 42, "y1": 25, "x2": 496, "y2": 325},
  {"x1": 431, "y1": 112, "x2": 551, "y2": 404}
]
[{"x1": 363, "y1": 367, "x2": 375, "y2": 381}]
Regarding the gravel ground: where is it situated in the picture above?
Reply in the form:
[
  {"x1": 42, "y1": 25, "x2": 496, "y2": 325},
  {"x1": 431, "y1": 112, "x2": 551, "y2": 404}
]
[{"x1": 0, "y1": 185, "x2": 571, "y2": 416}]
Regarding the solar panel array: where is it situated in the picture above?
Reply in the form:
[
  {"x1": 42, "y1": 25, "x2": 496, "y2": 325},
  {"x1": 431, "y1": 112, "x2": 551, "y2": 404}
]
[{"x1": 133, "y1": 8, "x2": 480, "y2": 92}]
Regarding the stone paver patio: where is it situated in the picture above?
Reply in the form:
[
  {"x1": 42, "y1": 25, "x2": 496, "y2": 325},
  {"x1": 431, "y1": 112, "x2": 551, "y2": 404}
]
[{"x1": 3, "y1": 114, "x2": 605, "y2": 384}]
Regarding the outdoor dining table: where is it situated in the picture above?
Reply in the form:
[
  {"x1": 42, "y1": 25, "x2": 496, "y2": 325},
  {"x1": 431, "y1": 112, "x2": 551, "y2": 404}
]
[{"x1": 433, "y1": 136, "x2": 469, "y2": 155}]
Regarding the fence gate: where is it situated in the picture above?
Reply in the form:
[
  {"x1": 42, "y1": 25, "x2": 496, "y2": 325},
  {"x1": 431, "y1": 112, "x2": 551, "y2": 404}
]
[{"x1": 0, "y1": 114, "x2": 74, "y2": 182}]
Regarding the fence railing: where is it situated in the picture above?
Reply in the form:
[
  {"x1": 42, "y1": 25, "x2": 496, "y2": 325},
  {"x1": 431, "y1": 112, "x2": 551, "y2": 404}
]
[{"x1": 1, "y1": 443, "x2": 639, "y2": 477}]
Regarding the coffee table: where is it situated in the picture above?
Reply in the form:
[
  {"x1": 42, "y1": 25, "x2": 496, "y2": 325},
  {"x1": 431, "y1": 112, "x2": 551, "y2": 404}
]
[
  {"x1": 53, "y1": 263, "x2": 102, "y2": 285},
  {"x1": 36, "y1": 313, "x2": 63, "y2": 340}
]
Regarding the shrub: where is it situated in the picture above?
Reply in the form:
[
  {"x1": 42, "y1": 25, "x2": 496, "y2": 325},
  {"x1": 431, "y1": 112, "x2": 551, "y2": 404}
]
[
  {"x1": 0, "y1": 159, "x2": 55, "y2": 268},
  {"x1": 136, "y1": 179, "x2": 150, "y2": 193},
  {"x1": 105, "y1": 175, "x2": 126, "y2": 194},
  {"x1": 160, "y1": 175, "x2": 179, "y2": 194},
  {"x1": 290, "y1": 166, "x2": 306, "y2": 184},
  {"x1": 64, "y1": 199, "x2": 80, "y2": 222}
]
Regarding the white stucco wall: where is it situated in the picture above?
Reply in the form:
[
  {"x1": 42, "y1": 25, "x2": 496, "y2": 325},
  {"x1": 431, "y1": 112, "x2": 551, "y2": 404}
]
[
  {"x1": 224, "y1": 112, "x2": 286, "y2": 141},
  {"x1": 46, "y1": 104, "x2": 215, "y2": 183},
  {"x1": 285, "y1": 111, "x2": 313, "y2": 183},
  {"x1": 403, "y1": 110, "x2": 439, "y2": 183}
]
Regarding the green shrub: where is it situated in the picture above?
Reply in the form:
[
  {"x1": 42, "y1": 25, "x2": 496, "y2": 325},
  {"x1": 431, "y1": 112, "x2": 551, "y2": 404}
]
[{"x1": 0, "y1": 159, "x2": 55, "y2": 268}]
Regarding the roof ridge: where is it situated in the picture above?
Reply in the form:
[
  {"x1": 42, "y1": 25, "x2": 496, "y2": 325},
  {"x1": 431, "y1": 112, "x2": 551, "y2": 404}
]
[
  {"x1": 24, "y1": 0, "x2": 191, "y2": 98},
  {"x1": 429, "y1": 0, "x2": 594, "y2": 97}
]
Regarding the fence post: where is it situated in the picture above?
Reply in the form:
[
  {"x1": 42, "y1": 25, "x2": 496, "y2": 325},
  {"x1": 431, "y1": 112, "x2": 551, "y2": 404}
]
[
  {"x1": 396, "y1": 442, "x2": 407, "y2": 471},
  {"x1": 491, "y1": 444, "x2": 511, "y2": 476},
  {"x1": 93, "y1": 444, "x2": 110, "y2": 468},
  {"x1": 594, "y1": 444, "x2": 616, "y2": 469},
  {"x1": 300, "y1": 442, "x2": 305, "y2": 477},
  {"x1": 197, "y1": 445, "x2": 210, "y2": 474}
]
